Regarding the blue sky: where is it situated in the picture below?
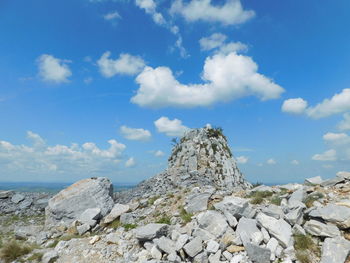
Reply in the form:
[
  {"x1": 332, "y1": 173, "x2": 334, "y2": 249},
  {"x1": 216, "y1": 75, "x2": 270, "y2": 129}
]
[{"x1": 1, "y1": 0, "x2": 350, "y2": 184}]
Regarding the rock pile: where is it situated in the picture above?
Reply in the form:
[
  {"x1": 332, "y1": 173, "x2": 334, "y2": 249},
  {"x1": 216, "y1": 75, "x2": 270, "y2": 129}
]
[{"x1": 115, "y1": 126, "x2": 251, "y2": 203}]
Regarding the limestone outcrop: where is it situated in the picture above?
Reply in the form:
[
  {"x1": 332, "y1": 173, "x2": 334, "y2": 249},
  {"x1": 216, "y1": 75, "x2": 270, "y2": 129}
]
[{"x1": 45, "y1": 177, "x2": 114, "y2": 226}]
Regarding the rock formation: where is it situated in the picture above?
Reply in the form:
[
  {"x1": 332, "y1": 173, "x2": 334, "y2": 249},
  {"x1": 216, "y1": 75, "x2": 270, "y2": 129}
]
[
  {"x1": 45, "y1": 177, "x2": 114, "y2": 226},
  {"x1": 115, "y1": 126, "x2": 251, "y2": 203}
]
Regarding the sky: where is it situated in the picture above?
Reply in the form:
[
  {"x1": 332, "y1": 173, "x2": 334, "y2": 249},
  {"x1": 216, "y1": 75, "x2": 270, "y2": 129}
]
[{"x1": 0, "y1": 0, "x2": 350, "y2": 184}]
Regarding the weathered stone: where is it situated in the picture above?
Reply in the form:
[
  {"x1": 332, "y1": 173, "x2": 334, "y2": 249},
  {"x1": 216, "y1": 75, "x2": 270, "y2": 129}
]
[
  {"x1": 266, "y1": 238, "x2": 279, "y2": 261},
  {"x1": 19, "y1": 198, "x2": 33, "y2": 209},
  {"x1": 183, "y1": 237, "x2": 203, "y2": 258},
  {"x1": 308, "y1": 204, "x2": 350, "y2": 228},
  {"x1": 185, "y1": 192, "x2": 211, "y2": 213},
  {"x1": 226, "y1": 245, "x2": 244, "y2": 253},
  {"x1": 103, "y1": 203, "x2": 129, "y2": 224},
  {"x1": 155, "y1": 236, "x2": 176, "y2": 255},
  {"x1": 320, "y1": 236, "x2": 350, "y2": 263},
  {"x1": 304, "y1": 220, "x2": 340, "y2": 237},
  {"x1": 304, "y1": 176, "x2": 323, "y2": 185},
  {"x1": 120, "y1": 212, "x2": 136, "y2": 225},
  {"x1": 256, "y1": 212, "x2": 293, "y2": 248},
  {"x1": 236, "y1": 217, "x2": 263, "y2": 244},
  {"x1": 214, "y1": 196, "x2": 249, "y2": 219},
  {"x1": 285, "y1": 206, "x2": 304, "y2": 225},
  {"x1": 208, "y1": 249, "x2": 221, "y2": 263},
  {"x1": 0, "y1": 190, "x2": 13, "y2": 199},
  {"x1": 176, "y1": 234, "x2": 189, "y2": 251},
  {"x1": 42, "y1": 250, "x2": 59, "y2": 263},
  {"x1": 223, "y1": 211, "x2": 238, "y2": 227},
  {"x1": 79, "y1": 207, "x2": 101, "y2": 225},
  {"x1": 244, "y1": 242, "x2": 271, "y2": 263},
  {"x1": 151, "y1": 246, "x2": 162, "y2": 260},
  {"x1": 262, "y1": 204, "x2": 284, "y2": 219},
  {"x1": 321, "y1": 176, "x2": 345, "y2": 187},
  {"x1": 292, "y1": 224, "x2": 306, "y2": 235},
  {"x1": 11, "y1": 193, "x2": 25, "y2": 203},
  {"x1": 197, "y1": 210, "x2": 228, "y2": 238},
  {"x1": 206, "y1": 240, "x2": 220, "y2": 253},
  {"x1": 193, "y1": 228, "x2": 215, "y2": 241},
  {"x1": 45, "y1": 177, "x2": 114, "y2": 226},
  {"x1": 134, "y1": 223, "x2": 168, "y2": 241},
  {"x1": 77, "y1": 223, "x2": 90, "y2": 235},
  {"x1": 288, "y1": 187, "x2": 306, "y2": 208}
]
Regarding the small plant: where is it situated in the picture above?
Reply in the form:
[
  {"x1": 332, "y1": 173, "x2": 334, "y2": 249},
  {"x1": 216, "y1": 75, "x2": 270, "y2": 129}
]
[
  {"x1": 108, "y1": 219, "x2": 122, "y2": 229},
  {"x1": 0, "y1": 240, "x2": 34, "y2": 263},
  {"x1": 27, "y1": 252, "x2": 43, "y2": 261},
  {"x1": 167, "y1": 193, "x2": 174, "y2": 198},
  {"x1": 252, "y1": 182, "x2": 263, "y2": 188},
  {"x1": 148, "y1": 195, "x2": 160, "y2": 206},
  {"x1": 304, "y1": 192, "x2": 324, "y2": 208},
  {"x1": 207, "y1": 127, "x2": 224, "y2": 139},
  {"x1": 270, "y1": 196, "x2": 282, "y2": 206},
  {"x1": 294, "y1": 234, "x2": 320, "y2": 263},
  {"x1": 179, "y1": 207, "x2": 193, "y2": 224},
  {"x1": 250, "y1": 196, "x2": 264, "y2": 204},
  {"x1": 156, "y1": 216, "x2": 171, "y2": 225},
  {"x1": 123, "y1": 224, "x2": 137, "y2": 231}
]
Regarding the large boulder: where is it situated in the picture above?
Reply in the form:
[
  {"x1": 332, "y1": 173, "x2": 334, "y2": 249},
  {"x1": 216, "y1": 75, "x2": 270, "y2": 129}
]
[
  {"x1": 45, "y1": 177, "x2": 114, "y2": 226},
  {"x1": 308, "y1": 204, "x2": 350, "y2": 229},
  {"x1": 320, "y1": 236, "x2": 350, "y2": 263}
]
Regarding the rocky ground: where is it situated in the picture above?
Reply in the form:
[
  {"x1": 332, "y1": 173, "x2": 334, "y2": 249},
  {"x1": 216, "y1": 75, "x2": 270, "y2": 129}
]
[{"x1": 0, "y1": 127, "x2": 349, "y2": 263}]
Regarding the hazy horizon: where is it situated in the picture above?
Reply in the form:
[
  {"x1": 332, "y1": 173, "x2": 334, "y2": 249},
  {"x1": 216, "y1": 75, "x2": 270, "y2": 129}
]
[{"x1": 1, "y1": 0, "x2": 349, "y2": 184}]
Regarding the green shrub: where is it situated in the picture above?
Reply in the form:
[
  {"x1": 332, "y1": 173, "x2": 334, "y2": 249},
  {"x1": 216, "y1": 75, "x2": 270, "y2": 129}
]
[
  {"x1": 304, "y1": 192, "x2": 324, "y2": 208},
  {"x1": 250, "y1": 196, "x2": 264, "y2": 204},
  {"x1": 108, "y1": 219, "x2": 122, "y2": 229},
  {"x1": 180, "y1": 207, "x2": 193, "y2": 224},
  {"x1": 123, "y1": 224, "x2": 137, "y2": 231},
  {"x1": 156, "y1": 216, "x2": 171, "y2": 225},
  {"x1": 0, "y1": 240, "x2": 34, "y2": 263},
  {"x1": 27, "y1": 252, "x2": 43, "y2": 261},
  {"x1": 148, "y1": 196, "x2": 160, "y2": 206},
  {"x1": 270, "y1": 196, "x2": 282, "y2": 206},
  {"x1": 294, "y1": 234, "x2": 320, "y2": 263}
]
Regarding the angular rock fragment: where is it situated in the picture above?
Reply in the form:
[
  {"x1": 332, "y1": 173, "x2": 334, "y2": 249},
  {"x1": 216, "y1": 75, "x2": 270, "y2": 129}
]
[{"x1": 134, "y1": 223, "x2": 168, "y2": 241}]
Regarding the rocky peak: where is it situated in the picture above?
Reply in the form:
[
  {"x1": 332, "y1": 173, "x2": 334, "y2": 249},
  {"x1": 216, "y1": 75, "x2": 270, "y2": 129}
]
[
  {"x1": 115, "y1": 126, "x2": 250, "y2": 203},
  {"x1": 167, "y1": 125, "x2": 249, "y2": 190}
]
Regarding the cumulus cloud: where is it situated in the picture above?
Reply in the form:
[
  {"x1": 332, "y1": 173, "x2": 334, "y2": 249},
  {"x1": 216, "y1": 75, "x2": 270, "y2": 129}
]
[
  {"x1": 236, "y1": 156, "x2": 248, "y2": 164},
  {"x1": 154, "y1": 117, "x2": 189, "y2": 137},
  {"x1": 267, "y1": 158, "x2": 276, "y2": 165},
  {"x1": 132, "y1": 52, "x2": 284, "y2": 108},
  {"x1": 312, "y1": 149, "x2": 337, "y2": 161},
  {"x1": 281, "y1": 98, "x2": 308, "y2": 114},
  {"x1": 291, "y1": 160, "x2": 299, "y2": 165},
  {"x1": 338, "y1": 113, "x2": 350, "y2": 131},
  {"x1": 37, "y1": 54, "x2": 72, "y2": 83},
  {"x1": 104, "y1": 11, "x2": 121, "y2": 22},
  {"x1": 323, "y1": 132, "x2": 349, "y2": 144},
  {"x1": 97, "y1": 52, "x2": 145, "y2": 77},
  {"x1": 125, "y1": 157, "x2": 136, "y2": 167},
  {"x1": 154, "y1": 150, "x2": 164, "y2": 157},
  {"x1": 0, "y1": 131, "x2": 126, "y2": 178},
  {"x1": 199, "y1": 33, "x2": 247, "y2": 55},
  {"x1": 199, "y1": 33, "x2": 227, "y2": 51},
  {"x1": 307, "y1": 89, "x2": 350, "y2": 119},
  {"x1": 170, "y1": 0, "x2": 255, "y2": 25},
  {"x1": 120, "y1": 125, "x2": 151, "y2": 141},
  {"x1": 135, "y1": 0, "x2": 165, "y2": 25}
]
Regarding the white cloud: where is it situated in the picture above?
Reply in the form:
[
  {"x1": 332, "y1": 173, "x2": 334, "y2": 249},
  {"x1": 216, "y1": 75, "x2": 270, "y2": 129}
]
[
  {"x1": 125, "y1": 157, "x2": 136, "y2": 167},
  {"x1": 170, "y1": 0, "x2": 255, "y2": 25},
  {"x1": 338, "y1": 113, "x2": 350, "y2": 131},
  {"x1": 0, "y1": 132, "x2": 126, "y2": 178},
  {"x1": 199, "y1": 33, "x2": 247, "y2": 55},
  {"x1": 134, "y1": 0, "x2": 188, "y2": 58},
  {"x1": 312, "y1": 149, "x2": 337, "y2": 161},
  {"x1": 132, "y1": 51, "x2": 284, "y2": 108},
  {"x1": 199, "y1": 33, "x2": 227, "y2": 51},
  {"x1": 84, "y1": 77, "x2": 93, "y2": 84},
  {"x1": 97, "y1": 51, "x2": 145, "y2": 77},
  {"x1": 154, "y1": 117, "x2": 189, "y2": 137},
  {"x1": 103, "y1": 11, "x2": 121, "y2": 23},
  {"x1": 37, "y1": 54, "x2": 72, "y2": 83},
  {"x1": 120, "y1": 125, "x2": 151, "y2": 141},
  {"x1": 282, "y1": 98, "x2": 308, "y2": 114},
  {"x1": 154, "y1": 150, "x2": 164, "y2": 157},
  {"x1": 135, "y1": 0, "x2": 165, "y2": 25},
  {"x1": 323, "y1": 132, "x2": 349, "y2": 144},
  {"x1": 236, "y1": 156, "x2": 248, "y2": 164},
  {"x1": 307, "y1": 89, "x2": 350, "y2": 119},
  {"x1": 291, "y1": 160, "x2": 299, "y2": 165},
  {"x1": 267, "y1": 158, "x2": 276, "y2": 165}
]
